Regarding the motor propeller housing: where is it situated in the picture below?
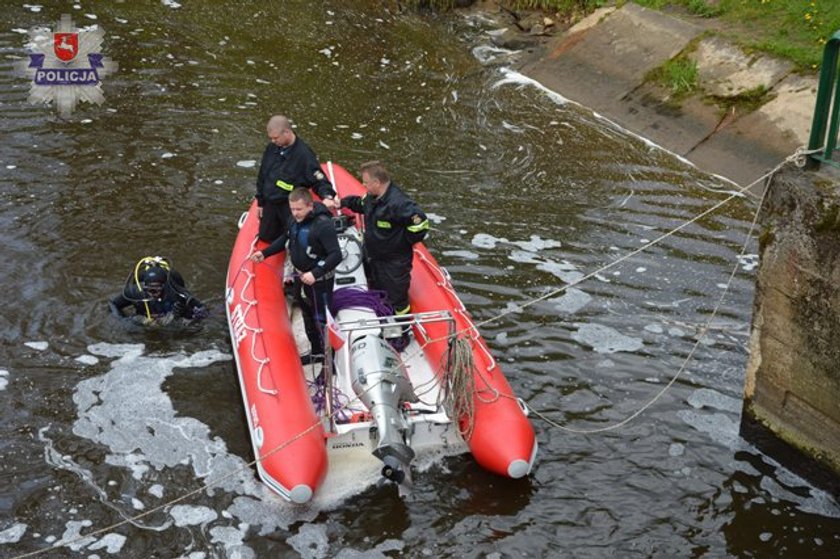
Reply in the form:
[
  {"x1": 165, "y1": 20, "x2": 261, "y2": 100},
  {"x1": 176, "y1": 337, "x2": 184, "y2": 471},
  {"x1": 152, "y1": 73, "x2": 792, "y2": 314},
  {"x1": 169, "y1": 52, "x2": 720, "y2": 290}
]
[{"x1": 349, "y1": 333, "x2": 418, "y2": 484}]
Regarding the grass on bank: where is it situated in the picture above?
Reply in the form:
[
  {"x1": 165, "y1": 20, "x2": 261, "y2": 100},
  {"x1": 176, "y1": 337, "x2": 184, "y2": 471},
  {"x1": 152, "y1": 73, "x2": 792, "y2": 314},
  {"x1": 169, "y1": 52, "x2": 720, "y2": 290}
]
[
  {"x1": 626, "y1": 0, "x2": 840, "y2": 70},
  {"x1": 646, "y1": 55, "x2": 698, "y2": 99}
]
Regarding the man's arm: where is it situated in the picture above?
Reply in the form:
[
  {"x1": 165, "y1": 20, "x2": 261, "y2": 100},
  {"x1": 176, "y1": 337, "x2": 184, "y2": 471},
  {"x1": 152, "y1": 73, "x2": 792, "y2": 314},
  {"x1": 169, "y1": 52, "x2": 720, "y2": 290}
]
[
  {"x1": 310, "y1": 223, "x2": 342, "y2": 279},
  {"x1": 397, "y1": 200, "x2": 430, "y2": 244},
  {"x1": 255, "y1": 144, "x2": 270, "y2": 206},
  {"x1": 108, "y1": 292, "x2": 132, "y2": 317},
  {"x1": 340, "y1": 194, "x2": 365, "y2": 214},
  {"x1": 260, "y1": 233, "x2": 288, "y2": 258}
]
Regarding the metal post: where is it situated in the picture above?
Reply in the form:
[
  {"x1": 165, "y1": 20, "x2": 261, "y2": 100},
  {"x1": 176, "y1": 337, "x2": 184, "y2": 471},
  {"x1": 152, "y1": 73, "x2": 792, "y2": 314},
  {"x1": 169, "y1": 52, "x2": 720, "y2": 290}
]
[{"x1": 808, "y1": 31, "x2": 840, "y2": 166}]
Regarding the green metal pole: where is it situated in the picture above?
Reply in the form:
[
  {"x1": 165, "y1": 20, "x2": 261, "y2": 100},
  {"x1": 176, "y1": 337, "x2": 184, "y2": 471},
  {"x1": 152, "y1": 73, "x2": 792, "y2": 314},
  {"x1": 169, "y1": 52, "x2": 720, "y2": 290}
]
[{"x1": 808, "y1": 31, "x2": 840, "y2": 165}]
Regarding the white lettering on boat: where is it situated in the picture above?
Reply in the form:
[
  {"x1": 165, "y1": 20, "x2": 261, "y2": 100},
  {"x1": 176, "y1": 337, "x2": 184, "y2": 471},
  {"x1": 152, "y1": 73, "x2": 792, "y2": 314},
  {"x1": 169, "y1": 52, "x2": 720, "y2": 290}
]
[{"x1": 231, "y1": 304, "x2": 247, "y2": 346}]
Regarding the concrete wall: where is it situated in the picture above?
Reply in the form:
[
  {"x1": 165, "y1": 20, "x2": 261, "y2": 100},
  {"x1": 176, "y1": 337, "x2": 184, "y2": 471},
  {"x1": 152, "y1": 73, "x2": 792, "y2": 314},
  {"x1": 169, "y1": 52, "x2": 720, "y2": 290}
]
[{"x1": 743, "y1": 166, "x2": 840, "y2": 489}]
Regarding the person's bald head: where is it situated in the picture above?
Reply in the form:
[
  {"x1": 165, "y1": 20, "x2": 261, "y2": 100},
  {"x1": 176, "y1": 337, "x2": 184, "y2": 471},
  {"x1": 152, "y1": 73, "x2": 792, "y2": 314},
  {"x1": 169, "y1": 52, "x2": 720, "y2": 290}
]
[{"x1": 267, "y1": 115, "x2": 296, "y2": 147}]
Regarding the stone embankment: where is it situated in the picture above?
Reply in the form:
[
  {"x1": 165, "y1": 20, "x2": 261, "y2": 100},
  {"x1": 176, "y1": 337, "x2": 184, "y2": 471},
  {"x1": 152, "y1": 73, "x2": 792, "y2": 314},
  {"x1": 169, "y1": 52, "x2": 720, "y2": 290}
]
[
  {"x1": 470, "y1": 2, "x2": 818, "y2": 188},
  {"x1": 742, "y1": 165, "x2": 840, "y2": 495}
]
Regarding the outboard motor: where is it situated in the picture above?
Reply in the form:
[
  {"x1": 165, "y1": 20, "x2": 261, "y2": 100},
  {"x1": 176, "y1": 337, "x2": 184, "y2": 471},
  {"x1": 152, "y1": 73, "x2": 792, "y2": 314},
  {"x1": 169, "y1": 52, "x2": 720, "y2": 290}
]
[{"x1": 349, "y1": 333, "x2": 418, "y2": 487}]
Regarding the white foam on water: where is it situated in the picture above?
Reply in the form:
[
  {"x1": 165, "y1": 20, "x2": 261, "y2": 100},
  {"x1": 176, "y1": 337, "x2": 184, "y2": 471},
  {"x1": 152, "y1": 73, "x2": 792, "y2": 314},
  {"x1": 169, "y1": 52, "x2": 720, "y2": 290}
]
[
  {"x1": 471, "y1": 233, "x2": 507, "y2": 249},
  {"x1": 56, "y1": 519, "x2": 96, "y2": 551},
  {"x1": 511, "y1": 235, "x2": 561, "y2": 252},
  {"x1": 644, "y1": 323, "x2": 664, "y2": 334},
  {"x1": 738, "y1": 254, "x2": 759, "y2": 272},
  {"x1": 161, "y1": 0, "x2": 181, "y2": 8},
  {"x1": 75, "y1": 355, "x2": 99, "y2": 366},
  {"x1": 23, "y1": 4, "x2": 42, "y2": 12},
  {"x1": 70, "y1": 343, "x2": 318, "y2": 549},
  {"x1": 572, "y1": 323, "x2": 643, "y2": 354},
  {"x1": 0, "y1": 522, "x2": 27, "y2": 543},
  {"x1": 677, "y1": 409, "x2": 740, "y2": 448},
  {"x1": 0, "y1": 369, "x2": 8, "y2": 391},
  {"x1": 491, "y1": 68, "x2": 569, "y2": 105},
  {"x1": 508, "y1": 249, "x2": 583, "y2": 284},
  {"x1": 287, "y1": 523, "x2": 329, "y2": 559},
  {"x1": 25, "y1": 340, "x2": 49, "y2": 351},
  {"x1": 668, "y1": 443, "x2": 685, "y2": 457},
  {"x1": 351, "y1": 132, "x2": 363, "y2": 140},
  {"x1": 210, "y1": 526, "x2": 252, "y2": 558},
  {"x1": 550, "y1": 288, "x2": 591, "y2": 315},
  {"x1": 161, "y1": 152, "x2": 175, "y2": 159},
  {"x1": 87, "y1": 533, "x2": 126, "y2": 554},
  {"x1": 236, "y1": 160, "x2": 256, "y2": 168},
  {"x1": 686, "y1": 388, "x2": 741, "y2": 414},
  {"x1": 170, "y1": 505, "x2": 218, "y2": 527},
  {"x1": 426, "y1": 212, "x2": 445, "y2": 224}
]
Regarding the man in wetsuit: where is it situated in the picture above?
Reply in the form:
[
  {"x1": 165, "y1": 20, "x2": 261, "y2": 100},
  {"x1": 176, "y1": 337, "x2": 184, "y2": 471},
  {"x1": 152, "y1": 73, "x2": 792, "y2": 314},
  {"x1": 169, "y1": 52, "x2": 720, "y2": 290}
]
[
  {"x1": 250, "y1": 188, "x2": 341, "y2": 362},
  {"x1": 109, "y1": 257, "x2": 205, "y2": 323},
  {"x1": 255, "y1": 115, "x2": 338, "y2": 243},
  {"x1": 337, "y1": 161, "x2": 429, "y2": 322}
]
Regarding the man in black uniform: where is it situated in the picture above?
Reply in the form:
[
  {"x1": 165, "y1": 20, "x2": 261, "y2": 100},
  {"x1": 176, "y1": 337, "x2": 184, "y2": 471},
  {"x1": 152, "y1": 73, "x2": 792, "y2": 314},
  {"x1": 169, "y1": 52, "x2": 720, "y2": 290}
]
[
  {"x1": 255, "y1": 115, "x2": 338, "y2": 242},
  {"x1": 109, "y1": 256, "x2": 205, "y2": 324},
  {"x1": 338, "y1": 161, "x2": 429, "y2": 320},
  {"x1": 250, "y1": 188, "x2": 341, "y2": 362}
]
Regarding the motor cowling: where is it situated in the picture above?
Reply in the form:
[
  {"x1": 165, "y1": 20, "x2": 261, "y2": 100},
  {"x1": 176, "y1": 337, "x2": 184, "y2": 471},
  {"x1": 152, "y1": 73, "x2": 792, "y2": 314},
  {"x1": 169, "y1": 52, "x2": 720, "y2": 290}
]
[{"x1": 349, "y1": 334, "x2": 418, "y2": 471}]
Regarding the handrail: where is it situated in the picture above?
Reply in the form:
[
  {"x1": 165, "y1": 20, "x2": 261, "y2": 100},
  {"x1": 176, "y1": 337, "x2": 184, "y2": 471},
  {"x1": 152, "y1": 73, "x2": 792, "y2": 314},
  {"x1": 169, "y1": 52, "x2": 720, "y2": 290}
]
[{"x1": 808, "y1": 30, "x2": 840, "y2": 166}]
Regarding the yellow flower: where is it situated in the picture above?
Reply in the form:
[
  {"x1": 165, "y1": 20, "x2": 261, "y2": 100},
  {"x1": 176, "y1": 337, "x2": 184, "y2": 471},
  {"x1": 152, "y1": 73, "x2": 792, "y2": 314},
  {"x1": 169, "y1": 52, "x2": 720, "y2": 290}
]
[{"x1": 805, "y1": 13, "x2": 812, "y2": 21}]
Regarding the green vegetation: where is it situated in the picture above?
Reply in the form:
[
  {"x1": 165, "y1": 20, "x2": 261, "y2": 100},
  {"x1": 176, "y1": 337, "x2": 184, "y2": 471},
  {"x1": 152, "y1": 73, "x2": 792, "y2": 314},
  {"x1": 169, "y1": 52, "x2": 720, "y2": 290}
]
[
  {"x1": 632, "y1": 0, "x2": 840, "y2": 69},
  {"x1": 712, "y1": 84, "x2": 771, "y2": 115},
  {"x1": 646, "y1": 55, "x2": 698, "y2": 98}
]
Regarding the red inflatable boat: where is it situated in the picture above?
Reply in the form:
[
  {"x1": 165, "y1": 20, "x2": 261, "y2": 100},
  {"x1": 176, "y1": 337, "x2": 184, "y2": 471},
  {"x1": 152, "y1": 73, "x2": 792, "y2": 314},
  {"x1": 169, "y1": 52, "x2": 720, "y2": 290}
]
[{"x1": 225, "y1": 162, "x2": 537, "y2": 503}]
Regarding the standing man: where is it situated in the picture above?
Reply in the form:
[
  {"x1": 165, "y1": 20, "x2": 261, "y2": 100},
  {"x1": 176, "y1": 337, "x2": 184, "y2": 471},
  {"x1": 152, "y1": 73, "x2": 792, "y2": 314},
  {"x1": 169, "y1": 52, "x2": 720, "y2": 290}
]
[
  {"x1": 250, "y1": 188, "x2": 341, "y2": 362},
  {"x1": 338, "y1": 161, "x2": 429, "y2": 320},
  {"x1": 255, "y1": 115, "x2": 338, "y2": 242}
]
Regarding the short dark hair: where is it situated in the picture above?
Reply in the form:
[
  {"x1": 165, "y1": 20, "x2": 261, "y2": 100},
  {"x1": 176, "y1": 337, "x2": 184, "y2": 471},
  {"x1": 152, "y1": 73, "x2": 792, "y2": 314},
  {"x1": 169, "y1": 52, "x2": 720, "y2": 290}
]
[
  {"x1": 359, "y1": 160, "x2": 390, "y2": 184},
  {"x1": 289, "y1": 187, "x2": 313, "y2": 204}
]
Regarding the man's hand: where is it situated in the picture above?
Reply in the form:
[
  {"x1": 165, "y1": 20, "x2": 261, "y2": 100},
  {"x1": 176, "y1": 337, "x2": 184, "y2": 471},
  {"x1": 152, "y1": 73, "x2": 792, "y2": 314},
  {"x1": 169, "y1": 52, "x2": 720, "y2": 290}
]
[
  {"x1": 322, "y1": 197, "x2": 338, "y2": 210},
  {"x1": 257, "y1": 207, "x2": 263, "y2": 219},
  {"x1": 249, "y1": 251, "x2": 266, "y2": 263},
  {"x1": 173, "y1": 300, "x2": 186, "y2": 317},
  {"x1": 300, "y1": 271, "x2": 316, "y2": 285}
]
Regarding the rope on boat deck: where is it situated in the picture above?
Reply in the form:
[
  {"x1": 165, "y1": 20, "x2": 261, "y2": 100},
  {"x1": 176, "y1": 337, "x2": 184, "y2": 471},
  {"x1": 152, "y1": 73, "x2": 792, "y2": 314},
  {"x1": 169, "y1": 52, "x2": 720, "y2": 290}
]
[{"x1": 442, "y1": 337, "x2": 478, "y2": 439}]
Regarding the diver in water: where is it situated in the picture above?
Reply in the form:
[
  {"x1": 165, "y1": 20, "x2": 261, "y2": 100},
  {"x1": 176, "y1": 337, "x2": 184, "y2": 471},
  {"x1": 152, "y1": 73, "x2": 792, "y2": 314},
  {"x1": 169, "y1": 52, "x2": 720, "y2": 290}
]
[{"x1": 109, "y1": 256, "x2": 206, "y2": 324}]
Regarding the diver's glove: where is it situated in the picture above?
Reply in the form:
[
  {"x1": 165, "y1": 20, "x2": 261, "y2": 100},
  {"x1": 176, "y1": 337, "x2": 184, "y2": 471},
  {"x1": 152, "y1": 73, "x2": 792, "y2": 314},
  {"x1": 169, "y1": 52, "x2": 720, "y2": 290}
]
[{"x1": 172, "y1": 300, "x2": 186, "y2": 318}]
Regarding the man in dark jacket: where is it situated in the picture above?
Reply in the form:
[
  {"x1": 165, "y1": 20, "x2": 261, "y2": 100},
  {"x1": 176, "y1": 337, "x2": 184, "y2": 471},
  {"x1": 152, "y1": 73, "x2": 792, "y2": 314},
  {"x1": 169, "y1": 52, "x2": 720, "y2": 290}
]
[
  {"x1": 109, "y1": 257, "x2": 205, "y2": 324},
  {"x1": 250, "y1": 188, "x2": 341, "y2": 361},
  {"x1": 255, "y1": 115, "x2": 338, "y2": 242},
  {"x1": 338, "y1": 161, "x2": 429, "y2": 319}
]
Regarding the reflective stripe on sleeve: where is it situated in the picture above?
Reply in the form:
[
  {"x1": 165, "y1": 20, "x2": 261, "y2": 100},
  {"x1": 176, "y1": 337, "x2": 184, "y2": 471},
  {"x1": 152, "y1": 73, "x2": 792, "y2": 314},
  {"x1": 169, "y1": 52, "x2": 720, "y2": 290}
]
[{"x1": 406, "y1": 219, "x2": 429, "y2": 233}]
